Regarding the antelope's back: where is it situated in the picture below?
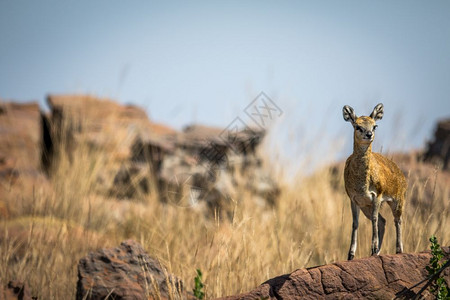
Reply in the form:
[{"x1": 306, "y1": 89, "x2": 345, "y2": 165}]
[{"x1": 370, "y1": 153, "x2": 407, "y2": 200}]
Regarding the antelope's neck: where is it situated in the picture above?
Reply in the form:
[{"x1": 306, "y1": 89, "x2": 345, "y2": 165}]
[{"x1": 353, "y1": 140, "x2": 372, "y2": 167}]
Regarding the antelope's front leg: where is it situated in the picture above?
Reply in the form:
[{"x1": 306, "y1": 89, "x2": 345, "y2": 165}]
[
  {"x1": 348, "y1": 201, "x2": 360, "y2": 260},
  {"x1": 371, "y1": 196, "x2": 382, "y2": 255}
]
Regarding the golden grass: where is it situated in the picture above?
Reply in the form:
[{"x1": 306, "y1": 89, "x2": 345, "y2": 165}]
[{"x1": 0, "y1": 128, "x2": 449, "y2": 299}]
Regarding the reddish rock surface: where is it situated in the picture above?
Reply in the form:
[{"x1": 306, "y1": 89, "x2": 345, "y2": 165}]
[
  {"x1": 0, "y1": 280, "x2": 33, "y2": 300},
  {"x1": 76, "y1": 240, "x2": 185, "y2": 300},
  {"x1": 220, "y1": 248, "x2": 450, "y2": 299}
]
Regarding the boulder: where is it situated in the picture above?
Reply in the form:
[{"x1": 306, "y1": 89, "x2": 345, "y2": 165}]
[
  {"x1": 76, "y1": 240, "x2": 185, "y2": 300},
  {"x1": 424, "y1": 118, "x2": 450, "y2": 169},
  {"x1": 220, "y1": 248, "x2": 450, "y2": 299}
]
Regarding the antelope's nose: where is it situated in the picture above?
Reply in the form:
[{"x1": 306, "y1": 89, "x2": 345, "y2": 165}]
[{"x1": 366, "y1": 131, "x2": 373, "y2": 138}]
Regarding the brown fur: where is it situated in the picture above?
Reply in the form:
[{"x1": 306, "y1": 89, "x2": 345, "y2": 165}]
[
  {"x1": 344, "y1": 145, "x2": 407, "y2": 213},
  {"x1": 343, "y1": 105, "x2": 407, "y2": 260}
]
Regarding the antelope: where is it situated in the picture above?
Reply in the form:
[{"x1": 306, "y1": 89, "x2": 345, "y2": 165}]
[{"x1": 343, "y1": 103, "x2": 406, "y2": 260}]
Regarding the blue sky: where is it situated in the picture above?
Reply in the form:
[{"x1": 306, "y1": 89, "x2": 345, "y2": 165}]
[{"x1": 1, "y1": 1, "x2": 449, "y2": 170}]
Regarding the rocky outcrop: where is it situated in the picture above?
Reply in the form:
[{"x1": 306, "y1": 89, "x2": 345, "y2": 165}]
[
  {"x1": 221, "y1": 248, "x2": 450, "y2": 299},
  {"x1": 0, "y1": 280, "x2": 33, "y2": 300},
  {"x1": 154, "y1": 124, "x2": 279, "y2": 214},
  {"x1": 1, "y1": 95, "x2": 279, "y2": 217},
  {"x1": 43, "y1": 95, "x2": 279, "y2": 215},
  {"x1": 424, "y1": 118, "x2": 450, "y2": 169},
  {"x1": 43, "y1": 94, "x2": 172, "y2": 173},
  {"x1": 76, "y1": 240, "x2": 185, "y2": 300}
]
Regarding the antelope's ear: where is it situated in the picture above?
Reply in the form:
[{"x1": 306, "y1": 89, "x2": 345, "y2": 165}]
[
  {"x1": 370, "y1": 103, "x2": 384, "y2": 121},
  {"x1": 343, "y1": 105, "x2": 356, "y2": 124}
]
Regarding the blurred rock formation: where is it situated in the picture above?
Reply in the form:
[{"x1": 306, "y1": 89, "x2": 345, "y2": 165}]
[
  {"x1": 1, "y1": 95, "x2": 279, "y2": 217},
  {"x1": 424, "y1": 118, "x2": 450, "y2": 170}
]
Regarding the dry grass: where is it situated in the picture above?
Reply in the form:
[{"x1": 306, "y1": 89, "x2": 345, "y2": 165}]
[{"x1": 0, "y1": 128, "x2": 449, "y2": 299}]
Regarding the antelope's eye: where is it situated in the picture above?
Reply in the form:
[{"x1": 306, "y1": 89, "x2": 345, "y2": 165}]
[
  {"x1": 373, "y1": 125, "x2": 378, "y2": 131},
  {"x1": 356, "y1": 126, "x2": 363, "y2": 132}
]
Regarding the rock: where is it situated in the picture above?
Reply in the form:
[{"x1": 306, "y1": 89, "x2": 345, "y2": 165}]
[
  {"x1": 0, "y1": 101, "x2": 50, "y2": 219},
  {"x1": 0, "y1": 280, "x2": 33, "y2": 300},
  {"x1": 0, "y1": 102, "x2": 42, "y2": 171},
  {"x1": 155, "y1": 124, "x2": 279, "y2": 215},
  {"x1": 220, "y1": 248, "x2": 450, "y2": 299},
  {"x1": 44, "y1": 95, "x2": 280, "y2": 215},
  {"x1": 424, "y1": 118, "x2": 450, "y2": 169},
  {"x1": 1, "y1": 95, "x2": 280, "y2": 216},
  {"x1": 76, "y1": 240, "x2": 185, "y2": 300},
  {"x1": 109, "y1": 163, "x2": 152, "y2": 199},
  {"x1": 44, "y1": 94, "x2": 179, "y2": 199},
  {"x1": 44, "y1": 94, "x2": 176, "y2": 172},
  {"x1": 0, "y1": 95, "x2": 279, "y2": 215}
]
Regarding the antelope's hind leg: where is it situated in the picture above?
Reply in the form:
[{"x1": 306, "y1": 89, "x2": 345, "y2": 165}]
[{"x1": 389, "y1": 201, "x2": 403, "y2": 254}]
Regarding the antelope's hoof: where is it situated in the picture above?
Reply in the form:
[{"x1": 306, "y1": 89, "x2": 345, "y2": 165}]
[
  {"x1": 348, "y1": 254, "x2": 354, "y2": 260},
  {"x1": 371, "y1": 248, "x2": 379, "y2": 256}
]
